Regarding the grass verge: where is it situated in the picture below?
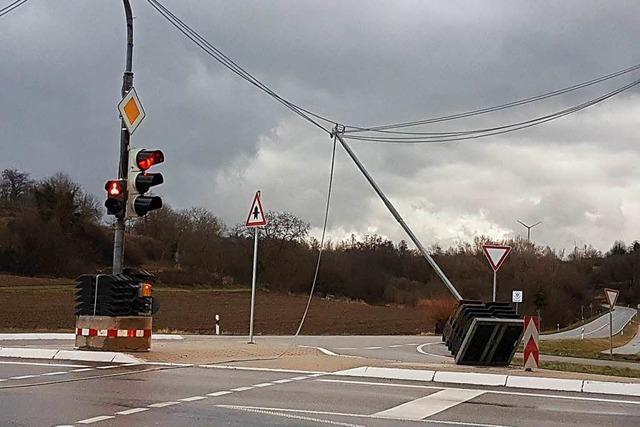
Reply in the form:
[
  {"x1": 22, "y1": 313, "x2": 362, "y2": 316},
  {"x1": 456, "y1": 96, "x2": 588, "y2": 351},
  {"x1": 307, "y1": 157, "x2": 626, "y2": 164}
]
[{"x1": 537, "y1": 319, "x2": 639, "y2": 362}]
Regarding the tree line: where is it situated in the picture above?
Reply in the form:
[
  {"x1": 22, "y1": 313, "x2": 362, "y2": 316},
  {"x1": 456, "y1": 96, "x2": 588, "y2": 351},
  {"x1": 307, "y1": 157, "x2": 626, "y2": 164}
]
[{"x1": 1, "y1": 168, "x2": 638, "y2": 329}]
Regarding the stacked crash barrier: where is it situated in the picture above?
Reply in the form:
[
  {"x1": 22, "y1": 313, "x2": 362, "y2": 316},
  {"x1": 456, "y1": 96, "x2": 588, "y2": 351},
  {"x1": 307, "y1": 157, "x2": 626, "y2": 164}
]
[{"x1": 443, "y1": 300, "x2": 523, "y2": 365}]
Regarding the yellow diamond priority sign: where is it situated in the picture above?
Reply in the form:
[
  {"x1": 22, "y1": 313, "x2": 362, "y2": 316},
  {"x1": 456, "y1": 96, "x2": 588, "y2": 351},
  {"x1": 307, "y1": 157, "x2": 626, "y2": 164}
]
[{"x1": 118, "y1": 87, "x2": 146, "y2": 134}]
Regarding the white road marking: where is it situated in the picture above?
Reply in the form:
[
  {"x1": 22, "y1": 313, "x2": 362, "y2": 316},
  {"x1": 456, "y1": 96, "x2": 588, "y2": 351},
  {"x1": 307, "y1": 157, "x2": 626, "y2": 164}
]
[
  {"x1": 115, "y1": 407, "x2": 149, "y2": 415},
  {"x1": 365, "y1": 346, "x2": 382, "y2": 350},
  {"x1": 207, "y1": 390, "x2": 233, "y2": 397},
  {"x1": 9, "y1": 375, "x2": 37, "y2": 380},
  {"x1": 291, "y1": 376, "x2": 309, "y2": 380},
  {"x1": 0, "y1": 379, "x2": 6, "y2": 382},
  {"x1": 389, "y1": 344, "x2": 404, "y2": 348},
  {"x1": 252, "y1": 382, "x2": 273, "y2": 387},
  {"x1": 0, "y1": 361, "x2": 88, "y2": 368},
  {"x1": 231, "y1": 386, "x2": 254, "y2": 392},
  {"x1": 225, "y1": 405, "x2": 365, "y2": 427},
  {"x1": 316, "y1": 347, "x2": 339, "y2": 356},
  {"x1": 148, "y1": 401, "x2": 180, "y2": 408},
  {"x1": 41, "y1": 371, "x2": 68, "y2": 376},
  {"x1": 199, "y1": 365, "x2": 324, "y2": 374},
  {"x1": 216, "y1": 404, "x2": 508, "y2": 427},
  {"x1": 318, "y1": 379, "x2": 640, "y2": 406},
  {"x1": 374, "y1": 389, "x2": 484, "y2": 420},
  {"x1": 273, "y1": 378, "x2": 293, "y2": 384},
  {"x1": 96, "y1": 365, "x2": 119, "y2": 370},
  {"x1": 180, "y1": 396, "x2": 208, "y2": 402},
  {"x1": 76, "y1": 415, "x2": 115, "y2": 424},
  {"x1": 417, "y1": 342, "x2": 454, "y2": 359},
  {"x1": 71, "y1": 368, "x2": 94, "y2": 372}
]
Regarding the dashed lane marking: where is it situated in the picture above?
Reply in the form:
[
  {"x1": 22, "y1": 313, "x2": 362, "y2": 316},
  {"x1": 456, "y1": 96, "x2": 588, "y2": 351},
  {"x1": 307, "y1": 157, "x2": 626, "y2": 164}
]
[
  {"x1": 216, "y1": 404, "x2": 507, "y2": 427},
  {"x1": 365, "y1": 347, "x2": 382, "y2": 350},
  {"x1": 148, "y1": 401, "x2": 180, "y2": 408},
  {"x1": 231, "y1": 386, "x2": 253, "y2": 392},
  {"x1": 9, "y1": 375, "x2": 37, "y2": 380},
  {"x1": 224, "y1": 405, "x2": 365, "y2": 427},
  {"x1": 207, "y1": 391, "x2": 233, "y2": 397},
  {"x1": 180, "y1": 396, "x2": 208, "y2": 402},
  {"x1": 71, "y1": 368, "x2": 95, "y2": 372},
  {"x1": 115, "y1": 408, "x2": 149, "y2": 415},
  {"x1": 41, "y1": 371, "x2": 68, "y2": 376},
  {"x1": 76, "y1": 415, "x2": 115, "y2": 424},
  {"x1": 71, "y1": 375, "x2": 314, "y2": 425}
]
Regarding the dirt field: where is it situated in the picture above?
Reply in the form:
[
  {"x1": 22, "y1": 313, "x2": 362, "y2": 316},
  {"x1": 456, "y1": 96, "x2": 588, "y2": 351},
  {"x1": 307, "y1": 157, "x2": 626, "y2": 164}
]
[{"x1": 0, "y1": 274, "x2": 435, "y2": 335}]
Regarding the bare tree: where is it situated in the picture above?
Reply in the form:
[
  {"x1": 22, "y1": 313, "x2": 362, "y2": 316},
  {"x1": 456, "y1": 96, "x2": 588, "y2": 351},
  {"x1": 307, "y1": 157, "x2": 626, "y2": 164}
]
[{"x1": 0, "y1": 169, "x2": 32, "y2": 203}]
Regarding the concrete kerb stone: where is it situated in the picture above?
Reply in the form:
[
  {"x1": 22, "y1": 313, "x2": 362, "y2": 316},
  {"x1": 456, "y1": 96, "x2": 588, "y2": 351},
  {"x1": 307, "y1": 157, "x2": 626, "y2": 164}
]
[
  {"x1": 331, "y1": 366, "x2": 640, "y2": 397},
  {"x1": 0, "y1": 347, "x2": 142, "y2": 364},
  {"x1": 0, "y1": 333, "x2": 184, "y2": 341}
]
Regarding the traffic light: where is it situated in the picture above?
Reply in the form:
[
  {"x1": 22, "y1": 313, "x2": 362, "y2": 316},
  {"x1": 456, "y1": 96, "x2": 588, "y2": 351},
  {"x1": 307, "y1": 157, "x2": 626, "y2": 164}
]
[
  {"x1": 127, "y1": 148, "x2": 164, "y2": 217},
  {"x1": 104, "y1": 179, "x2": 127, "y2": 217}
]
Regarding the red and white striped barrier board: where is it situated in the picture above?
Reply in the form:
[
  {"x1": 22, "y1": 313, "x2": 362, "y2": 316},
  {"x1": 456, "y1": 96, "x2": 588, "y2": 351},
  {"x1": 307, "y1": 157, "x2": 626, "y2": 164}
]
[
  {"x1": 76, "y1": 328, "x2": 151, "y2": 338},
  {"x1": 523, "y1": 316, "x2": 540, "y2": 370}
]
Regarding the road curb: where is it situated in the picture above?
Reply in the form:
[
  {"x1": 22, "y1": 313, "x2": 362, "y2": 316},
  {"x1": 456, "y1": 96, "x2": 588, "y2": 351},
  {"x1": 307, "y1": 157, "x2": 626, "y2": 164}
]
[
  {"x1": 0, "y1": 333, "x2": 184, "y2": 341},
  {"x1": 0, "y1": 347, "x2": 142, "y2": 364},
  {"x1": 332, "y1": 366, "x2": 640, "y2": 397}
]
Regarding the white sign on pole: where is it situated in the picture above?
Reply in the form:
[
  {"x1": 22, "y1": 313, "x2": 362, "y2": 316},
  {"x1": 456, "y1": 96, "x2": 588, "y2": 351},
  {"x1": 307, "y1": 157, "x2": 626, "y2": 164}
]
[
  {"x1": 482, "y1": 244, "x2": 512, "y2": 302},
  {"x1": 246, "y1": 191, "x2": 267, "y2": 344},
  {"x1": 512, "y1": 290, "x2": 523, "y2": 303},
  {"x1": 604, "y1": 287, "x2": 619, "y2": 309},
  {"x1": 482, "y1": 244, "x2": 512, "y2": 271}
]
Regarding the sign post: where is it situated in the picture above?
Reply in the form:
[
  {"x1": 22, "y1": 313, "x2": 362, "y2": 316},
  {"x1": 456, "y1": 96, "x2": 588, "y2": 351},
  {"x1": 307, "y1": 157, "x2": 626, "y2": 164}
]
[
  {"x1": 245, "y1": 191, "x2": 267, "y2": 344},
  {"x1": 512, "y1": 290, "x2": 523, "y2": 315},
  {"x1": 604, "y1": 287, "x2": 619, "y2": 360},
  {"x1": 482, "y1": 244, "x2": 512, "y2": 302}
]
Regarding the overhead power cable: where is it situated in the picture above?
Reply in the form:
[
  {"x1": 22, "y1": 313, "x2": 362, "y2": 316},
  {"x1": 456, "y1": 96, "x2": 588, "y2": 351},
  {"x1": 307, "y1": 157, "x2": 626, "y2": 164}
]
[
  {"x1": 146, "y1": 0, "x2": 640, "y2": 146},
  {"x1": 146, "y1": 0, "x2": 335, "y2": 135},
  {"x1": 342, "y1": 78, "x2": 640, "y2": 144},
  {"x1": 344, "y1": 62, "x2": 640, "y2": 134},
  {"x1": 0, "y1": 0, "x2": 28, "y2": 17}
]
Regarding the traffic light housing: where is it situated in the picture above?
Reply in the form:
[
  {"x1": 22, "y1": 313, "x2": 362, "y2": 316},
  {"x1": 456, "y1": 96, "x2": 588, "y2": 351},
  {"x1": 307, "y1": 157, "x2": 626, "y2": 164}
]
[
  {"x1": 104, "y1": 179, "x2": 127, "y2": 217},
  {"x1": 128, "y1": 148, "x2": 164, "y2": 217}
]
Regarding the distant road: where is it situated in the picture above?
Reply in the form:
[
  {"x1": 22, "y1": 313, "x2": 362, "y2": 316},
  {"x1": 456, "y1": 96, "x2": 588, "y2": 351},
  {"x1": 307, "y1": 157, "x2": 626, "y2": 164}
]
[{"x1": 542, "y1": 306, "x2": 637, "y2": 340}]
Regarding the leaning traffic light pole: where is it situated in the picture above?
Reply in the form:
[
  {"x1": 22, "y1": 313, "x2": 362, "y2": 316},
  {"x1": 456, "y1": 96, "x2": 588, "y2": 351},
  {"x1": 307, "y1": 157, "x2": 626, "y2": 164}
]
[{"x1": 112, "y1": 0, "x2": 134, "y2": 274}]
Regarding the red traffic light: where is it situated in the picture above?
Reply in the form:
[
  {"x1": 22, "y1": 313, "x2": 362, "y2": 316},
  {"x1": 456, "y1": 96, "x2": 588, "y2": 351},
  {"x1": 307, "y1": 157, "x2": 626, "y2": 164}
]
[
  {"x1": 105, "y1": 179, "x2": 125, "y2": 196},
  {"x1": 136, "y1": 150, "x2": 164, "y2": 171}
]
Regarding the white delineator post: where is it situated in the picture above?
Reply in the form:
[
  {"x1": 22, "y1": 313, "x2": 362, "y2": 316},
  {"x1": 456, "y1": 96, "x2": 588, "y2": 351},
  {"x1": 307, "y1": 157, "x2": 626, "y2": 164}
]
[
  {"x1": 215, "y1": 314, "x2": 220, "y2": 335},
  {"x1": 245, "y1": 190, "x2": 268, "y2": 345}
]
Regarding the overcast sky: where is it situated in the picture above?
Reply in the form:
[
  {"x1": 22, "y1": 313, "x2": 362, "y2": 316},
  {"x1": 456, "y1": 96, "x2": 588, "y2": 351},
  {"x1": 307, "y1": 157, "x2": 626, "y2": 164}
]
[{"x1": 2, "y1": 0, "x2": 640, "y2": 252}]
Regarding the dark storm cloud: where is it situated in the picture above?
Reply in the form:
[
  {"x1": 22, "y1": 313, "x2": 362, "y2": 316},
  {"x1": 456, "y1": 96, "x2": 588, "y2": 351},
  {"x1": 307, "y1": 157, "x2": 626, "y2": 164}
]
[{"x1": 2, "y1": 0, "x2": 640, "y2": 251}]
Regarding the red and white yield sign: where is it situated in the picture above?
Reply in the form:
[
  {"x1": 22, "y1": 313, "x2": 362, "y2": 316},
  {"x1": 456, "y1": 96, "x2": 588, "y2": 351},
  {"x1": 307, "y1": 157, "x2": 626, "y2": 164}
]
[
  {"x1": 246, "y1": 191, "x2": 267, "y2": 227},
  {"x1": 523, "y1": 316, "x2": 540, "y2": 370},
  {"x1": 482, "y1": 244, "x2": 512, "y2": 272},
  {"x1": 604, "y1": 287, "x2": 619, "y2": 309}
]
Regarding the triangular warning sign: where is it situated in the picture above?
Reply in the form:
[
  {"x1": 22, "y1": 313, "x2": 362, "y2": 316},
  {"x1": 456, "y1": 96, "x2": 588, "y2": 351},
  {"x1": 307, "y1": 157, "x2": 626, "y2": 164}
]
[
  {"x1": 604, "y1": 287, "x2": 619, "y2": 309},
  {"x1": 482, "y1": 244, "x2": 512, "y2": 272},
  {"x1": 246, "y1": 191, "x2": 267, "y2": 227}
]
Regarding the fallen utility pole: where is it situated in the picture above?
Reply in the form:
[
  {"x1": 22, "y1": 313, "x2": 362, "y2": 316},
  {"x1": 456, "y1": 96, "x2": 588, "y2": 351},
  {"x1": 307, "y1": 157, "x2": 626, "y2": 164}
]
[
  {"x1": 333, "y1": 127, "x2": 462, "y2": 301},
  {"x1": 113, "y1": 0, "x2": 135, "y2": 274}
]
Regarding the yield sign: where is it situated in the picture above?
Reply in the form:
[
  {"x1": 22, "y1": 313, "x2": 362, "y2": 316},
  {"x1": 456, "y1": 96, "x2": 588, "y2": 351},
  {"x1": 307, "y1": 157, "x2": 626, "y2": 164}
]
[
  {"x1": 604, "y1": 287, "x2": 619, "y2": 309},
  {"x1": 246, "y1": 191, "x2": 267, "y2": 227},
  {"x1": 118, "y1": 87, "x2": 146, "y2": 134},
  {"x1": 482, "y1": 244, "x2": 512, "y2": 272}
]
